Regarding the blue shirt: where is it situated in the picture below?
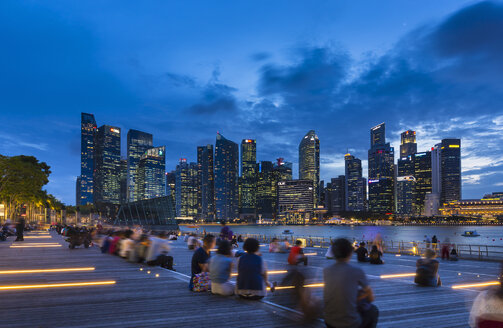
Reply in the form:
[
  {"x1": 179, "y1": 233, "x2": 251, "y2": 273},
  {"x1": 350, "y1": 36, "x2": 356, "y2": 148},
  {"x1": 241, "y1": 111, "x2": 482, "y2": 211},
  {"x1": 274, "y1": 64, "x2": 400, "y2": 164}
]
[{"x1": 209, "y1": 254, "x2": 233, "y2": 284}]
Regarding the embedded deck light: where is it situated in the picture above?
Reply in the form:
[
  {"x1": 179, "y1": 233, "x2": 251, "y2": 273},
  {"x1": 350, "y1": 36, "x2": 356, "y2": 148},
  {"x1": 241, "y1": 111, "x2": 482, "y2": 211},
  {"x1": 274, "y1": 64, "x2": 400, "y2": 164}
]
[
  {"x1": 451, "y1": 281, "x2": 500, "y2": 289},
  {"x1": 0, "y1": 281, "x2": 116, "y2": 291},
  {"x1": 0, "y1": 267, "x2": 95, "y2": 274},
  {"x1": 380, "y1": 273, "x2": 416, "y2": 279}
]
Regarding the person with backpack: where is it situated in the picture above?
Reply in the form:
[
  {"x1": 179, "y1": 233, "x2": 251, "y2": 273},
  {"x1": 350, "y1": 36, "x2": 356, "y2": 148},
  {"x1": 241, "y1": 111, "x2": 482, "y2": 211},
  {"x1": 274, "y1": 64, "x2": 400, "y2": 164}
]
[{"x1": 415, "y1": 248, "x2": 441, "y2": 287}]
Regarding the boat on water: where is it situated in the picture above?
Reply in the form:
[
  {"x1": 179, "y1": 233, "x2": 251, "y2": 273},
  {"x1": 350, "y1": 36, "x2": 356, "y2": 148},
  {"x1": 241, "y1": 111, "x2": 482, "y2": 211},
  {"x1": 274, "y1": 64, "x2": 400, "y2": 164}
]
[
  {"x1": 461, "y1": 230, "x2": 480, "y2": 237},
  {"x1": 282, "y1": 229, "x2": 294, "y2": 235}
]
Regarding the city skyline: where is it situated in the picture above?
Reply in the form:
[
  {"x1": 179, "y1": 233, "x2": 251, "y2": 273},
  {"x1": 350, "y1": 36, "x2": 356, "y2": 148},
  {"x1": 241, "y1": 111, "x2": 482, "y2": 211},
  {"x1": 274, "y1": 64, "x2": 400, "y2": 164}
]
[{"x1": 2, "y1": 1, "x2": 503, "y2": 205}]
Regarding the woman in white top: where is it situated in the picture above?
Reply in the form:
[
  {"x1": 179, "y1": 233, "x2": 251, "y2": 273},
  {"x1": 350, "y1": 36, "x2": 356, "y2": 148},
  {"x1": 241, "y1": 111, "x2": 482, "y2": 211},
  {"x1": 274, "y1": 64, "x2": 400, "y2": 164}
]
[{"x1": 469, "y1": 265, "x2": 503, "y2": 328}]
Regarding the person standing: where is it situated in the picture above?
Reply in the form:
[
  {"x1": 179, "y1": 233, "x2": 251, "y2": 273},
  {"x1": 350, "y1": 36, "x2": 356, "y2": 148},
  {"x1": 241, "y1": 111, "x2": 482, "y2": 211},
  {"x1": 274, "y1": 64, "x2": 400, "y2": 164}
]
[
  {"x1": 324, "y1": 238, "x2": 379, "y2": 328},
  {"x1": 441, "y1": 238, "x2": 451, "y2": 260},
  {"x1": 15, "y1": 218, "x2": 25, "y2": 242},
  {"x1": 220, "y1": 221, "x2": 231, "y2": 240},
  {"x1": 424, "y1": 235, "x2": 431, "y2": 249},
  {"x1": 190, "y1": 234, "x2": 216, "y2": 291}
]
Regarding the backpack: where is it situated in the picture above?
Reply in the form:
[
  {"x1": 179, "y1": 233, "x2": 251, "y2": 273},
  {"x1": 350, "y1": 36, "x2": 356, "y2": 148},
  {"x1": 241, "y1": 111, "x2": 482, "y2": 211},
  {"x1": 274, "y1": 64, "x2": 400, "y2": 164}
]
[{"x1": 192, "y1": 272, "x2": 211, "y2": 292}]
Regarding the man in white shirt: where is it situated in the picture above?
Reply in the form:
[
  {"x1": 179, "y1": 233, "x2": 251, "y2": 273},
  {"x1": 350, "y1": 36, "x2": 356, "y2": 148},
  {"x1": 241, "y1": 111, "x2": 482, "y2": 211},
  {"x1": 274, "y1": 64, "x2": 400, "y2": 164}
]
[{"x1": 146, "y1": 232, "x2": 174, "y2": 270}]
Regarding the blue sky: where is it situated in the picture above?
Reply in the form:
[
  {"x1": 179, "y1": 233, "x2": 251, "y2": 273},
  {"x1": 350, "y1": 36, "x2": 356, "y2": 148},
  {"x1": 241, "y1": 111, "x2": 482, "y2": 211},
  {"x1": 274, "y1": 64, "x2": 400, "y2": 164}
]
[{"x1": 1, "y1": 0, "x2": 503, "y2": 205}]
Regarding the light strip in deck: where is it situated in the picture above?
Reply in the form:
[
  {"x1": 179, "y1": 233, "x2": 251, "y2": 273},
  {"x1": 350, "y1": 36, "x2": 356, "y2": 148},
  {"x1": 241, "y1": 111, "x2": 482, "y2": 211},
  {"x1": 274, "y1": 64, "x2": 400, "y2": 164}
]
[
  {"x1": 380, "y1": 273, "x2": 416, "y2": 279},
  {"x1": 24, "y1": 236, "x2": 52, "y2": 239},
  {"x1": 451, "y1": 281, "x2": 500, "y2": 289},
  {"x1": 231, "y1": 270, "x2": 287, "y2": 277},
  {"x1": 0, "y1": 281, "x2": 116, "y2": 291},
  {"x1": 10, "y1": 245, "x2": 62, "y2": 248},
  {"x1": 0, "y1": 267, "x2": 95, "y2": 274}
]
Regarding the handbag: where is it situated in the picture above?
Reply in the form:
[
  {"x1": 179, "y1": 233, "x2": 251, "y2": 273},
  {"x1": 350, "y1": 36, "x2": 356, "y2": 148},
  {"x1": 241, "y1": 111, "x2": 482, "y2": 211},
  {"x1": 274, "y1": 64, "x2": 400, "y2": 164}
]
[{"x1": 193, "y1": 272, "x2": 211, "y2": 292}]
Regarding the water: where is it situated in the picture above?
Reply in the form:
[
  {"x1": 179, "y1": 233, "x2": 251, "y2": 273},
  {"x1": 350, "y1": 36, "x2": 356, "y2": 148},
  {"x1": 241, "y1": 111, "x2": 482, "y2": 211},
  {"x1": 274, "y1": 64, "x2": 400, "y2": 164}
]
[{"x1": 180, "y1": 225, "x2": 503, "y2": 246}]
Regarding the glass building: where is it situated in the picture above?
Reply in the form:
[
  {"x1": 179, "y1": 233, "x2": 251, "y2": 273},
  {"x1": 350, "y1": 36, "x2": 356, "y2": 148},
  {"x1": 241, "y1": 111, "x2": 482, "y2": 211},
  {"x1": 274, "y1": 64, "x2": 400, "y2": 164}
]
[
  {"x1": 344, "y1": 154, "x2": 366, "y2": 211},
  {"x1": 368, "y1": 123, "x2": 395, "y2": 213},
  {"x1": 197, "y1": 145, "x2": 215, "y2": 221},
  {"x1": 175, "y1": 159, "x2": 199, "y2": 218},
  {"x1": 127, "y1": 129, "x2": 153, "y2": 202},
  {"x1": 299, "y1": 130, "x2": 320, "y2": 206},
  {"x1": 396, "y1": 175, "x2": 415, "y2": 216},
  {"x1": 277, "y1": 179, "x2": 315, "y2": 224},
  {"x1": 274, "y1": 158, "x2": 293, "y2": 181},
  {"x1": 326, "y1": 176, "x2": 345, "y2": 215},
  {"x1": 137, "y1": 146, "x2": 166, "y2": 200},
  {"x1": 94, "y1": 125, "x2": 121, "y2": 205},
  {"x1": 240, "y1": 139, "x2": 257, "y2": 217},
  {"x1": 440, "y1": 139, "x2": 461, "y2": 204},
  {"x1": 400, "y1": 130, "x2": 417, "y2": 157},
  {"x1": 79, "y1": 113, "x2": 97, "y2": 205},
  {"x1": 256, "y1": 161, "x2": 275, "y2": 219},
  {"x1": 413, "y1": 151, "x2": 432, "y2": 215},
  {"x1": 165, "y1": 170, "x2": 176, "y2": 196},
  {"x1": 214, "y1": 133, "x2": 239, "y2": 221},
  {"x1": 114, "y1": 195, "x2": 177, "y2": 228},
  {"x1": 119, "y1": 159, "x2": 128, "y2": 204}
]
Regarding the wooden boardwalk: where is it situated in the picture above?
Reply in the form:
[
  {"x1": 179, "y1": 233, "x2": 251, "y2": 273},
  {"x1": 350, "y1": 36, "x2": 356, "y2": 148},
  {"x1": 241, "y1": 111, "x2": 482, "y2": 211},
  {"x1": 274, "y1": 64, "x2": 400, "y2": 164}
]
[{"x1": 0, "y1": 231, "x2": 500, "y2": 328}]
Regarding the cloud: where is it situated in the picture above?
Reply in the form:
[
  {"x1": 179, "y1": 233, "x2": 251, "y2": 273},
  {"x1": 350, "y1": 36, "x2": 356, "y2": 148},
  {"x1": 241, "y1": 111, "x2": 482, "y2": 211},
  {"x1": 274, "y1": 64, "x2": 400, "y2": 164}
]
[{"x1": 188, "y1": 82, "x2": 239, "y2": 115}]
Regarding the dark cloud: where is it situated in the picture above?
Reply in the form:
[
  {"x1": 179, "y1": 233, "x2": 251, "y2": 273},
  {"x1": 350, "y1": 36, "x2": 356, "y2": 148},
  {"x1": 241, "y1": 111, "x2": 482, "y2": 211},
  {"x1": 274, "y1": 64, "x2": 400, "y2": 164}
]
[
  {"x1": 188, "y1": 82, "x2": 239, "y2": 115},
  {"x1": 251, "y1": 52, "x2": 271, "y2": 62}
]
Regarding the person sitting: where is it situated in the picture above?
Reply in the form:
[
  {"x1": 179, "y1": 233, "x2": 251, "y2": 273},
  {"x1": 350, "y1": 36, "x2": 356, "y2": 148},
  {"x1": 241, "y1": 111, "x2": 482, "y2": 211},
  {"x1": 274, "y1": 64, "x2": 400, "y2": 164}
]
[
  {"x1": 187, "y1": 233, "x2": 201, "y2": 250},
  {"x1": 269, "y1": 238, "x2": 280, "y2": 253},
  {"x1": 288, "y1": 240, "x2": 308, "y2": 266},
  {"x1": 209, "y1": 240, "x2": 234, "y2": 296},
  {"x1": 230, "y1": 235, "x2": 238, "y2": 248},
  {"x1": 369, "y1": 245, "x2": 383, "y2": 265},
  {"x1": 237, "y1": 235, "x2": 244, "y2": 242},
  {"x1": 469, "y1": 264, "x2": 503, "y2": 328},
  {"x1": 356, "y1": 242, "x2": 370, "y2": 262},
  {"x1": 324, "y1": 238, "x2": 379, "y2": 328},
  {"x1": 119, "y1": 230, "x2": 135, "y2": 259},
  {"x1": 109, "y1": 232, "x2": 121, "y2": 255},
  {"x1": 145, "y1": 232, "x2": 174, "y2": 270},
  {"x1": 236, "y1": 238, "x2": 275, "y2": 299},
  {"x1": 449, "y1": 247, "x2": 459, "y2": 261},
  {"x1": 415, "y1": 248, "x2": 441, "y2": 287},
  {"x1": 280, "y1": 238, "x2": 291, "y2": 253},
  {"x1": 190, "y1": 234, "x2": 216, "y2": 291}
]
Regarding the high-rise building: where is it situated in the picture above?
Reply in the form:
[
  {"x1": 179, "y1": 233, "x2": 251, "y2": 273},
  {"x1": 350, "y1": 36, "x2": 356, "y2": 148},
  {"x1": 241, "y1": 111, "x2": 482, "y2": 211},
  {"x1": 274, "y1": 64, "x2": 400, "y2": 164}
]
[
  {"x1": 79, "y1": 113, "x2": 97, "y2": 205},
  {"x1": 240, "y1": 139, "x2": 257, "y2": 217},
  {"x1": 137, "y1": 146, "x2": 166, "y2": 200},
  {"x1": 175, "y1": 159, "x2": 198, "y2": 217},
  {"x1": 400, "y1": 130, "x2": 417, "y2": 157},
  {"x1": 214, "y1": 133, "x2": 239, "y2": 221},
  {"x1": 198, "y1": 145, "x2": 215, "y2": 221},
  {"x1": 396, "y1": 155, "x2": 415, "y2": 216},
  {"x1": 368, "y1": 123, "x2": 395, "y2": 213},
  {"x1": 165, "y1": 170, "x2": 176, "y2": 196},
  {"x1": 256, "y1": 161, "x2": 275, "y2": 219},
  {"x1": 119, "y1": 159, "x2": 128, "y2": 204},
  {"x1": 326, "y1": 176, "x2": 345, "y2": 214},
  {"x1": 277, "y1": 179, "x2": 315, "y2": 224},
  {"x1": 413, "y1": 151, "x2": 432, "y2": 215},
  {"x1": 274, "y1": 158, "x2": 293, "y2": 181},
  {"x1": 299, "y1": 130, "x2": 320, "y2": 206},
  {"x1": 94, "y1": 125, "x2": 121, "y2": 204},
  {"x1": 344, "y1": 154, "x2": 366, "y2": 211},
  {"x1": 127, "y1": 130, "x2": 153, "y2": 202},
  {"x1": 76, "y1": 176, "x2": 82, "y2": 206},
  {"x1": 431, "y1": 144, "x2": 442, "y2": 195},
  {"x1": 440, "y1": 139, "x2": 461, "y2": 204}
]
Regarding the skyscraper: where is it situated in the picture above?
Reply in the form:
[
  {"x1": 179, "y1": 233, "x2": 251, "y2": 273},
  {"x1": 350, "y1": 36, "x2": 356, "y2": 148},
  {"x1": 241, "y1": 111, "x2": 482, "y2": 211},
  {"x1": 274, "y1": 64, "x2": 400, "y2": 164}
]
[
  {"x1": 413, "y1": 151, "x2": 432, "y2": 215},
  {"x1": 79, "y1": 113, "x2": 97, "y2": 205},
  {"x1": 256, "y1": 161, "x2": 275, "y2": 219},
  {"x1": 274, "y1": 158, "x2": 293, "y2": 181},
  {"x1": 240, "y1": 139, "x2": 257, "y2": 218},
  {"x1": 127, "y1": 130, "x2": 153, "y2": 202},
  {"x1": 368, "y1": 123, "x2": 395, "y2": 213},
  {"x1": 440, "y1": 139, "x2": 461, "y2": 204},
  {"x1": 175, "y1": 159, "x2": 198, "y2": 217},
  {"x1": 400, "y1": 130, "x2": 417, "y2": 157},
  {"x1": 198, "y1": 145, "x2": 215, "y2": 221},
  {"x1": 119, "y1": 159, "x2": 128, "y2": 204},
  {"x1": 299, "y1": 130, "x2": 320, "y2": 206},
  {"x1": 137, "y1": 146, "x2": 166, "y2": 200},
  {"x1": 94, "y1": 125, "x2": 121, "y2": 204},
  {"x1": 344, "y1": 154, "x2": 366, "y2": 211},
  {"x1": 214, "y1": 133, "x2": 239, "y2": 221},
  {"x1": 277, "y1": 179, "x2": 314, "y2": 224},
  {"x1": 326, "y1": 176, "x2": 345, "y2": 214},
  {"x1": 396, "y1": 155, "x2": 415, "y2": 216}
]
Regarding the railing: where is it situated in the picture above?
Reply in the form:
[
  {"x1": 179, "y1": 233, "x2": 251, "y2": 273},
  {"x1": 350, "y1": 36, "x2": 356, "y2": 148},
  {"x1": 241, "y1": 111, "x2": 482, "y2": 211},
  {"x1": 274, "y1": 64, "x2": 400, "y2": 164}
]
[{"x1": 201, "y1": 232, "x2": 503, "y2": 261}]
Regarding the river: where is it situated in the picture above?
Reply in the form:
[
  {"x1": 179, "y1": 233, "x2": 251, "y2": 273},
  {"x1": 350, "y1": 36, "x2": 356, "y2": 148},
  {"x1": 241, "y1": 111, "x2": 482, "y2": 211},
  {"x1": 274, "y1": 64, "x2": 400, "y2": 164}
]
[{"x1": 180, "y1": 225, "x2": 503, "y2": 246}]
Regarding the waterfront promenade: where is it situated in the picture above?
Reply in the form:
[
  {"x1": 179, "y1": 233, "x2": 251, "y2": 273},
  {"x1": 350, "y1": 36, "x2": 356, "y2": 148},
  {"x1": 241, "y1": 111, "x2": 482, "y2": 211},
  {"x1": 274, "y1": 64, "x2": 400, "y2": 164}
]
[{"x1": 0, "y1": 231, "x2": 500, "y2": 327}]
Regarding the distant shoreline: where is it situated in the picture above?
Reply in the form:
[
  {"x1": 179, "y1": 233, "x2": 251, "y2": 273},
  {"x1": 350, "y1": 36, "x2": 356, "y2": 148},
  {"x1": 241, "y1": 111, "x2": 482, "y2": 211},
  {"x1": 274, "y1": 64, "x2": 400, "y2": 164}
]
[{"x1": 180, "y1": 222, "x2": 503, "y2": 227}]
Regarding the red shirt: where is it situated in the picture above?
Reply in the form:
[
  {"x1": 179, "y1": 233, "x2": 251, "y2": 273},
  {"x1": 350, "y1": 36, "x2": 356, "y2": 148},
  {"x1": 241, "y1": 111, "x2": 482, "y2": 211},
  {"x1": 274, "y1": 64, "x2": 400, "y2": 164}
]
[{"x1": 288, "y1": 246, "x2": 302, "y2": 265}]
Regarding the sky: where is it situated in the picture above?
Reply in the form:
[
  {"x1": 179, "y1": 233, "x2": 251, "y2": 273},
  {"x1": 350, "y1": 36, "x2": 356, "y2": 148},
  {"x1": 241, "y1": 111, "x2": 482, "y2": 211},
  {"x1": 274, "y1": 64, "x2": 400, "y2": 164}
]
[{"x1": 2, "y1": 0, "x2": 503, "y2": 205}]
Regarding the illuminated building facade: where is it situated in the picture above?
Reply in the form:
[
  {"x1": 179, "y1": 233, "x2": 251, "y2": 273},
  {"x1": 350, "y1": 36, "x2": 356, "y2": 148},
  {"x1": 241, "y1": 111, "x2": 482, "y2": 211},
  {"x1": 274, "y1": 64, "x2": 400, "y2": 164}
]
[
  {"x1": 413, "y1": 151, "x2": 432, "y2": 215},
  {"x1": 439, "y1": 196, "x2": 503, "y2": 219},
  {"x1": 197, "y1": 145, "x2": 215, "y2": 221},
  {"x1": 137, "y1": 146, "x2": 166, "y2": 200},
  {"x1": 277, "y1": 179, "x2": 315, "y2": 224},
  {"x1": 79, "y1": 113, "x2": 97, "y2": 205},
  {"x1": 256, "y1": 161, "x2": 275, "y2": 219},
  {"x1": 119, "y1": 159, "x2": 128, "y2": 204},
  {"x1": 127, "y1": 130, "x2": 153, "y2": 202},
  {"x1": 345, "y1": 154, "x2": 366, "y2": 211},
  {"x1": 400, "y1": 130, "x2": 417, "y2": 157},
  {"x1": 396, "y1": 176, "x2": 415, "y2": 216},
  {"x1": 440, "y1": 139, "x2": 461, "y2": 204},
  {"x1": 368, "y1": 123, "x2": 395, "y2": 213},
  {"x1": 94, "y1": 125, "x2": 121, "y2": 204},
  {"x1": 165, "y1": 171, "x2": 176, "y2": 196},
  {"x1": 214, "y1": 133, "x2": 239, "y2": 220},
  {"x1": 175, "y1": 159, "x2": 198, "y2": 218},
  {"x1": 240, "y1": 139, "x2": 257, "y2": 217},
  {"x1": 299, "y1": 130, "x2": 320, "y2": 206},
  {"x1": 326, "y1": 176, "x2": 345, "y2": 214},
  {"x1": 274, "y1": 158, "x2": 293, "y2": 181}
]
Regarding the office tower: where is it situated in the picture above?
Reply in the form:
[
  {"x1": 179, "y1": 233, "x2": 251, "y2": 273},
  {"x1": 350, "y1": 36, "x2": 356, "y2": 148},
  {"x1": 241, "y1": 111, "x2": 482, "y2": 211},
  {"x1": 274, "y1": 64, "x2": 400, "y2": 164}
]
[
  {"x1": 94, "y1": 125, "x2": 121, "y2": 204},
  {"x1": 165, "y1": 170, "x2": 176, "y2": 196},
  {"x1": 256, "y1": 161, "x2": 275, "y2": 219},
  {"x1": 274, "y1": 158, "x2": 293, "y2": 181},
  {"x1": 76, "y1": 176, "x2": 81, "y2": 206},
  {"x1": 127, "y1": 130, "x2": 153, "y2": 202},
  {"x1": 396, "y1": 155, "x2": 415, "y2": 216},
  {"x1": 119, "y1": 159, "x2": 128, "y2": 204},
  {"x1": 440, "y1": 139, "x2": 461, "y2": 204},
  {"x1": 80, "y1": 113, "x2": 97, "y2": 205},
  {"x1": 277, "y1": 179, "x2": 314, "y2": 224},
  {"x1": 326, "y1": 176, "x2": 345, "y2": 214},
  {"x1": 431, "y1": 144, "x2": 442, "y2": 195},
  {"x1": 137, "y1": 146, "x2": 166, "y2": 200},
  {"x1": 299, "y1": 130, "x2": 320, "y2": 206},
  {"x1": 240, "y1": 139, "x2": 257, "y2": 217},
  {"x1": 175, "y1": 159, "x2": 198, "y2": 217},
  {"x1": 198, "y1": 145, "x2": 215, "y2": 221},
  {"x1": 413, "y1": 151, "x2": 432, "y2": 215},
  {"x1": 400, "y1": 130, "x2": 417, "y2": 157},
  {"x1": 344, "y1": 154, "x2": 366, "y2": 211},
  {"x1": 214, "y1": 133, "x2": 239, "y2": 221},
  {"x1": 368, "y1": 123, "x2": 395, "y2": 213}
]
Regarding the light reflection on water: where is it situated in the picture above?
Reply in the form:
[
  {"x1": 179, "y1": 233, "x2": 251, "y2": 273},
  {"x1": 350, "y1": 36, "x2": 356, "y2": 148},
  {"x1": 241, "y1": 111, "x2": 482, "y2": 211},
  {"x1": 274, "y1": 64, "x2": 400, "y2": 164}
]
[{"x1": 180, "y1": 225, "x2": 503, "y2": 246}]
